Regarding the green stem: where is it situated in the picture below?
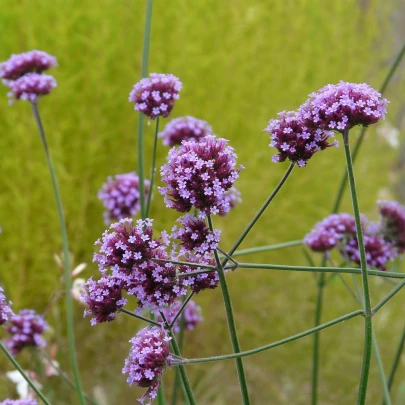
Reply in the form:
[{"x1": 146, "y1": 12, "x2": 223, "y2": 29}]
[
  {"x1": 137, "y1": 0, "x2": 153, "y2": 220},
  {"x1": 31, "y1": 102, "x2": 85, "y2": 405},
  {"x1": 0, "y1": 342, "x2": 52, "y2": 405},
  {"x1": 152, "y1": 257, "x2": 216, "y2": 269},
  {"x1": 208, "y1": 215, "x2": 251, "y2": 405},
  {"x1": 372, "y1": 278, "x2": 405, "y2": 315},
  {"x1": 145, "y1": 117, "x2": 159, "y2": 218},
  {"x1": 373, "y1": 331, "x2": 392, "y2": 405},
  {"x1": 332, "y1": 41, "x2": 405, "y2": 213},
  {"x1": 118, "y1": 308, "x2": 161, "y2": 326},
  {"x1": 232, "y1": 240, "x2": 302, "y2": 257},
  {"x1": 181, "y1": 310, "x2": 364, "y2": 365},
  {"x1": 224, "y1": 163, "x2": 295, "y2": 266},
  {"x1": 236, "y1": 262, "x2": 405, "y2": 279},
  {"x1": 38, "y1": 349, "x2": 99, "y2": 405},
  {"x1": 170, "y1": 293, "x2": 195, "y2": 329},
  {"x1": 386, "y1": 323, "x2": 405, "y2": 397},
  {"x1": 342, "y1": 130, "x2": 372, "y2": 405}
]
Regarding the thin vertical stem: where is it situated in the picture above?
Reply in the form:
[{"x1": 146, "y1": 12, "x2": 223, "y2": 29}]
[
  {"x1": 373, "y1": 331, "x2": 392, "y2": 405},
  {"x1": 145, "y1": 117, "x2": 160, "y2": 218},
  {"x1": 138, "y1": 0, "x2": 153, "y2": 220},
  {"x1": 224, "y1": 163, "x2": 295, "y2": 267},
  {"x1": 0, "y1": 342, "x2": 52, "y2": 405},
  {"x1": 208, "y1": 215, "x2": 251, "y2": 405},
  {"x1": 31, "y1": 102, "x2": 85, "y2": 405},
  {"x1": 342, "y1": 130, "x2": 373, "y2": 405}
]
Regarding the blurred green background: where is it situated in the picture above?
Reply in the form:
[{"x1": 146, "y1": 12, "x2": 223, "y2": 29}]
[{"x1": 1, "y1": 0, "x2": 405, "y2": 403}]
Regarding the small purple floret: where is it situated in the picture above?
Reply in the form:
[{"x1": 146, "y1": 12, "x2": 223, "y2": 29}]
[
  {"x1": 377, "y1": 200, "x2": 405, "y2": 252},
  {"x1": 0, "y1": 287, "x2": 13, "y2": 325},
  {"x1": 5, "y1": 309, "x2": 48, "y2": 355},
  {"x1": 129, "y1": 73, "x2": 182, "y2": 120},
  {"x1": 0, "y1": 400, "x2": 38, "y2": 405},
  {"x1": 98, "y1": 172, "x2": 150, "y2": 224},
  {"x1": 159, "y1": 135, "x2": 242, "y2": 215},
  {"x1": 265, "y1": 110, "x2": 337, "y2": 167},
  {"x1": 159, "y1": 116, "x2": 213, "y2": 147},
  {"x1": 218, "y1": 186, "x2": 242, "y2": 216},
  {"x1": 0, "y1": 50, "x2": 57, "y2": 81},
  {"x1": 123, "y1": 326, "x2": 172, "y2": 404},
  {"x1": 6, "y1": 73, "x2": 56, "y2": 103},
  {"x1": 299, "y1": 81, "x2": 388, "y2": 132}
]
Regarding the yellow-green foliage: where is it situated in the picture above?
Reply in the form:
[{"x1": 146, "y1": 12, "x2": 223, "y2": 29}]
[{"x1": 0, "y1": 0, "x2": 404, "y2": 403}]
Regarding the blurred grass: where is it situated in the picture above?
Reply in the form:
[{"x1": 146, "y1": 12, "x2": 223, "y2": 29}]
[{"x1": 0, "y1": 0, "x2": 405, "y2": 403}]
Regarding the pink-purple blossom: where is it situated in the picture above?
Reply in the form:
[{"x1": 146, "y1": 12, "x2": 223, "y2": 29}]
[
  {"x1": 5, "y1": 309, "x2": 48, "y2": 355},
  {"x1": 0, "y1": 287, "x2": 13, "y2": 325},
  {"x1": 156, "y1": 299, "x2": 203, "y2": 334},
  {"x1": 377, "y1": 200, "x2": 405, "y2": 252},
  {"x1": 265, "y1": 111, "x2": 337, "y2": 167},
  {"x1": 299, "y1": 81, "x2": 388, "y2": 132},
  {"x1": 82, "y1": 276, "x2": 127, "y2": 325},
  {"x1": 0, "y1": 400, "x2": 38, "y2": 405},
  {"x1": 0, "y1": 50, "x2": 57, "y2": 81},
  {"x1": 123, "y1": 326, "x2": 172, "y2": 404},
  {"x1": 6, "y1": 73, "x2": 56, "y2": 103},
  {"x1": 129, "y1": 73, "x2": 182, "y2": 120},
  {"x1": 218, "y1": 186, "x2": 242, "y2": 215},
  {"x1": 159, "y1": 116, "x2": 213, "y2": 147},
  {"x1": 159, "y1": 135, "x2": 242, "y2": 215},
  {"x1": 98, "y1": 172, "x2": 150, "y2": 224}
]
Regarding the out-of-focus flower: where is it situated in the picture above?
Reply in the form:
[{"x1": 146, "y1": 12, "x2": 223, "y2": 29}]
[
  {"x1": 123, "y1": 326, "x2": 172, "y2": 404},
  {"x1": 377, "y1": 122, "x2": 400, "y2": 149},
  {"x1": 265, "y1": 110, "x2": 337, "y2": 167},
  {"x1": 299, "y1": 81, "x2": 388, "y2": 132},
  {"x1": 5, "y1": 309, "x2": 48, "y2": 355},
  {"x1": 6, "y1": 73, "x2": 56, "y2": 103},
  {"x1": 6, "y1": 370, "x2": 42, "y2": 400},
  {"x1": 129, "y1": 73, "x2": 182, "y2": 120},
  {"x1": 0, "y1": 286, "x2": 13, "y2": 325},
  {"x1": 159, "y1": 135, "x2": 242, "y2": 215},
  {"x1": 71, "y1": 278, "x2": 86, "y2": 304},
  {"x1": 98, "y1": 172, "x2": 150, "y2": 224},
  {"x1": 156, "y1": 299, "x2": 203, "y2": 334},
  {"x1": 0, "y1": 399, "x2": 38, "y2": 405},
  {"x1": 0, "y1": 50, "x2": 57, "y2": 81},
  {"x1": 159, "y1": 116, "x2": 213, "y2": 147},
  {"x1": 82, "y1": 276, "x2": 127, "y2": 325},
  {"x1": 377, "y1": 200, "x2": 405, "y2": 252}
]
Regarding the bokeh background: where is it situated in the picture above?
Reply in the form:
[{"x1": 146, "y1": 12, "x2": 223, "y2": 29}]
[{"x1": 1, "y1": 0, "x2": 405, "y2": 403}]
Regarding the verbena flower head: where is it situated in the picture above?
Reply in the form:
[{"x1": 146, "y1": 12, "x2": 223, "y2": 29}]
[
  {"x1": 159, "y1": 135, "x2": 242, "y2": 215},
  {"x1": 5, "y1": 310, "x2": 48, "y2": 355},
  {"x1": 159, "y1": 116, "x2": 213, "y2": 147},
  {"x1": 82, "y1": 276, "x2": 127, "y2": 325},
  {"x1": 342, "y1": 234, "x2": 397, "y2": 272},
  {"x1": 123, "y1": 326, "x2": 172, "y2": 404},
  {"x1": 6, "y1": 73, "x2": 56, "y2": 103},
  {"x1": 0, "y1": 50, "x2": 57, "y2": 81},
  {"x1": 156, "y1": 299, "x2": 203, "y2": 334},
  {"x1": 98, "y1": 172, "x2": 150, "y2": 224},
  {"x1": 299, "y1": 81, "x2": 388, "y2": 132},
  {"x1": 129, "y1": 73, "x2": 182, "y2": 120},
  {"x1": 0, "y1": 400, "x2": 38, "y2": 405},
  {"x1": 304, "y1": 213, "x2": 358, "y2": 252},
  {"x1": 171, "y1": 214, "x2": 221, "y2": 256},
  {"x1": 377, "y1": 200, "x2": 405, "y2": 252},
  {"x1": 0, "y1": 287, "x2": 13, "y2": 325},
  {"x1": 218, "y1": 186, "x2": 242, "y2": 216},
  {"x1": 265, "y1": 111, "x2": 337, "y2": 167}
]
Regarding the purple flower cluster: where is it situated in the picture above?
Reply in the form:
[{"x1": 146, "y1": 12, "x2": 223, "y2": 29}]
[
  {"x1": 1, "y1": 50, "x2": 57, "y2": 103},
  {"x1": 0, "y1": 50, "x2": 57, "y2": 81},
  {"x1": 157, "y1": 299, "x2": 203, "y2": 334},
  {"x1": 218, "y1": 186, "x2": 242, "y2": 215},
  {"x1": 299, "y1": 81, "x2": 388, "y2": 132},
  {"x1": 159, "y1": 116, "x2": 213, "y2": 147},
  {"x1": 265, "y1": 111, "x2": 337, "y2": 167},
  {"x1": 377, "y1": 200, "x2": 405, "y2": 252},
  {"x1": 5, "y1": 309, "x2": 48, "y2": 355},
  {"x1": 98, "y1": 172, "x2": 150, "y2": 224},
  {"x1": 159, "y1": 135, "x2": 242, "y2": 215},
  {"x1": 83, "y1": 276, "x2": 127, "y2": 326},
  {"x1": 129, "y1": 73, "x2": 182, "y2": 120},
  {"x1": 123, "y1": 326, "x2": 172, "y2": 404},
  {"x1": 0, "y1": 400, "x2": 38, "y2": 405},
  {"x1": 305, "y1": 207, "x2": 400, "y2": 271},
  {"x1": 171, "y1": 214, "x2": 221, "y2": 256},
  {"x1": 0, "y1": 287, "x2": 13, "y2": 325}
]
